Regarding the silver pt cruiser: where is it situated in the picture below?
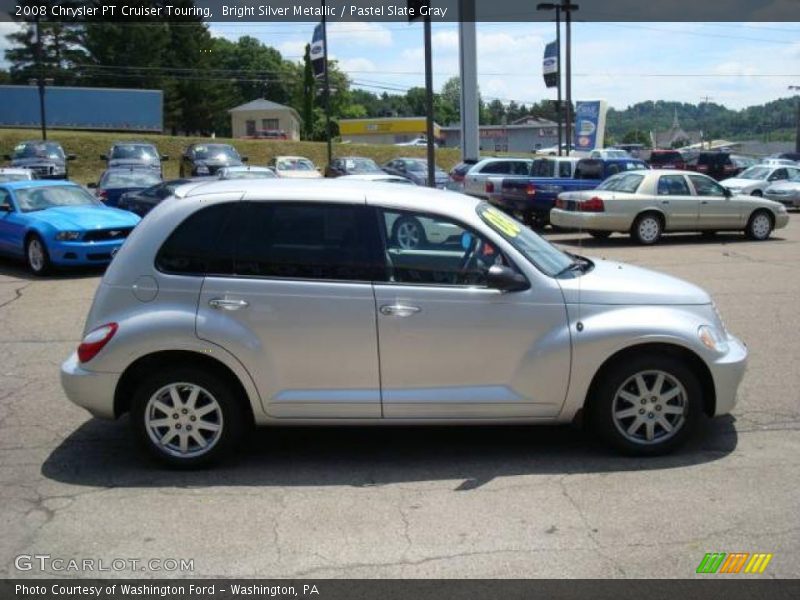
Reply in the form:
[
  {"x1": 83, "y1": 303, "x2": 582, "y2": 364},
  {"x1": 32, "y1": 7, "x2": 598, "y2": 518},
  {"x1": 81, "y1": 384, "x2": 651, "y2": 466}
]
[{"x1": 61, "y1": 180, "x2": 747, "y2": 466}]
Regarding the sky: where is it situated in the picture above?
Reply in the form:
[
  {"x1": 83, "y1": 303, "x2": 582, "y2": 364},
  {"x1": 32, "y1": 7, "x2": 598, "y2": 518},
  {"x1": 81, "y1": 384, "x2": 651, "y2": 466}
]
[{"x1": 2, "y1": 20, "x2": 799, "y2": 111}]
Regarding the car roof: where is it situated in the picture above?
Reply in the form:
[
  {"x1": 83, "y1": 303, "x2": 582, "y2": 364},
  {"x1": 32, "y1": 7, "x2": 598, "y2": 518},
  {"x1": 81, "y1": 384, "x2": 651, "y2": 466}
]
[
  {"x1": 0, "y1": 179, "x2": 79, "y2": 190},
  {"x1": 16, "y1": 140, "x2": 64, "y2": 146},
  {"x1": 111, "y1": 141, "x2": 155, "y2": 146}
]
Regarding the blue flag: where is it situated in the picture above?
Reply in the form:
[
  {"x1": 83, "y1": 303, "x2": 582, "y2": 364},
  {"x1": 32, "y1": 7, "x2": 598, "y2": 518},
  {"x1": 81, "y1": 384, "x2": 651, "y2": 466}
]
[{"x1": 311, "y1": 24, "x2": 326, "y2": 80}]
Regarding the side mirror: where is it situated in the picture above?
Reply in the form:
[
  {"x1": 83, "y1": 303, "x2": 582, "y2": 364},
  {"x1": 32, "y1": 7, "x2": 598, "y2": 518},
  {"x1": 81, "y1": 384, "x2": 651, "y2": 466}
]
[
  {"x1": 487, "y1": 265, "x2": 529, "y2": 292},
  {"x1": 87, "y1": 182, "x2": 97, "y2": 189},
  {"x1": 67, "y1": 154, "x2": 76, "y2": 161},
  {"x1": 161, "y1": 155, "x2": 169, "y2": 161},
  {"x1": 723, "y1": 187, "x2": 732, "y2": 198},
  {"x1": 0, "y1": 203, "x2": 11, "y2": 212},
  {"x1": 3, "y1": 154, "x2": 11, "y2": 161},
  {"x1": 241, "y1": 156, "x2": 249, "y2": 163},
  {"x1": 100, "y1": 154, "x2": 108, "y2": 160}
]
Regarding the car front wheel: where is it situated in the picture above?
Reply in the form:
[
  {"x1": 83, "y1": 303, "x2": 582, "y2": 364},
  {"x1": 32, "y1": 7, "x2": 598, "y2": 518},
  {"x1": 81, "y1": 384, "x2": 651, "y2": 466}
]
[
  {"x1": 745, "y1": 210, "x2": 773, "y2": 241},
  {"x1": 131, "y1": 368, "x2": 246, "y2": 468},
  {"x1": 26, "y1": 234, "x2": 51, "y2": 275},
  {"x1": 588, "y1": 354, "x2": 702, "y2": 456}
]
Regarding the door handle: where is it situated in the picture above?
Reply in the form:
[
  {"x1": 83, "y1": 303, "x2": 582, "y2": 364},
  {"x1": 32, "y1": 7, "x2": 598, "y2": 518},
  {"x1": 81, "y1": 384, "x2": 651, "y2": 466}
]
[
  {"x1": 701, "y1": 200, "x2": 709, "y2": 204},
  {"x1": 380, "y1": 304, "x2": 421, "y2": 318},
  {"x1": 661, "y1": 200, "x2": 670, "y2": 204},
  {"x1": 208, "y1": 298, "x2": 249, "y2": 311}
]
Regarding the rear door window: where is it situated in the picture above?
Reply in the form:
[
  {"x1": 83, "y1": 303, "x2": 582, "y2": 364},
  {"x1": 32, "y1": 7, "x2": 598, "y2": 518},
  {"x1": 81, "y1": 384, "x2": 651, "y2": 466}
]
[
  {"x1": 657, "y1": 175, "x2": 691, "y2": 196},
  {"x1": 234, "y1": 203, "x2": 384, "y2": 282}
]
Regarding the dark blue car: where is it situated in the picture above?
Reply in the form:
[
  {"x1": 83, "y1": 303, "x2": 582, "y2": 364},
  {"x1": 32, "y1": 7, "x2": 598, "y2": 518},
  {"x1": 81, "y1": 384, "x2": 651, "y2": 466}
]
[
  {"x1": 0, "y1": 180, "x2": 140, "y2": 274},
  {"x1": 91, "y1": 167, "x2": 163, "y2": 208}
]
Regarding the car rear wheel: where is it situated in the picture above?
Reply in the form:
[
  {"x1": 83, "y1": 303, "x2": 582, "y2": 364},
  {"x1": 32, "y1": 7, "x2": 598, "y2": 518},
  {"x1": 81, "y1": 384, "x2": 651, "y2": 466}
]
[
  {"x1": 631, "y1": 213, "x2": 663, "y2": 245},
  {"x1": 25, "y1": 235, "x2": 50, "y2": 275},
  {"x1": 745, "y1": 210, "x2": 773, "y2": 241},
  {"x1": 392, "y1": 217, "x2": 427, "y2": 249},
  {"x1": 131, "y1": 368, "x2": 245, "y2": 468},
  {"x1": 588, "y1": 354, "x2": 702, "y2": 456}
]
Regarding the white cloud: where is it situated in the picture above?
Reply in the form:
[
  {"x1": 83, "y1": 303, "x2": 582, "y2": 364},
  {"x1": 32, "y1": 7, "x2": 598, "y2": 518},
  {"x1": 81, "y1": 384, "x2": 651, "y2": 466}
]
[
  {"x1": 0, "y1": 22, "x2": 23, "y2": 69},
  {"x1": 327, "y1": 22, "x2": 393, "y2": 47},
  {"x1": 335, "y1": 57, "x2": 377, "y2": 73}
]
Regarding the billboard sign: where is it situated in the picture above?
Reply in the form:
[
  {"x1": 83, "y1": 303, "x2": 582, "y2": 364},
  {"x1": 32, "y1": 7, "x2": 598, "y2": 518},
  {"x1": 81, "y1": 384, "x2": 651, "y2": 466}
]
[
  {"x1": 543, "y1": 41, "x2": 559, "y2": 88},
  {"x1": 573, "y1": 100, "x2": 609, "y2": 151}
]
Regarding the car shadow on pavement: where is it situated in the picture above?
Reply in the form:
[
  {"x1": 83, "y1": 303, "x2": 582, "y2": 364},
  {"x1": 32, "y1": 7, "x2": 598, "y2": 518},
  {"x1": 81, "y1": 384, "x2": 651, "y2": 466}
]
[
  {"x1": 41, "y1": 415, "x2": 737, "y2": 490},
  {"x1": 545, "y1": 232, "x2": 786, "y2": 249},
  {"x1": 0, "y1": 257, "x2": 105, "y2": 281}
]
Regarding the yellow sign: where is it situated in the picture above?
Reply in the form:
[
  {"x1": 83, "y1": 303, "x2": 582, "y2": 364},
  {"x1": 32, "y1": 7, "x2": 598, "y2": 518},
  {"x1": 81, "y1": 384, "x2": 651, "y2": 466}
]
[{"x1": 339, "y1": 118, "x2": 441, "y2": 137}]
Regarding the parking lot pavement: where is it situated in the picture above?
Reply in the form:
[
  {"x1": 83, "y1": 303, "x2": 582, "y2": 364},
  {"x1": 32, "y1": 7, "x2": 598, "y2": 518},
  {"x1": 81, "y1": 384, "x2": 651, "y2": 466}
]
[{"x1": 1, "y1": 220, "x2": 798, "y2": 580}]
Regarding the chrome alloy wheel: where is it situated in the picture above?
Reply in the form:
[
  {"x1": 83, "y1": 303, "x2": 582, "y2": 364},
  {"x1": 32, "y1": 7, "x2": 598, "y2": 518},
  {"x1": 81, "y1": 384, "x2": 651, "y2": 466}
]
[
  {"x1": 396, "y1": 220, "x2": 423, "y2": 249},
  {"x1": 637, "y1": 216, "x2": 661, "y2": 244},
  {"x1": 750, "y1": 213, "x2": 771, "y2": 240},
  {"x1": 611, "y1": 370, "x2": 687, "y2": 445},
  {"x1": 144, "y1": 383, "x2": 223, "y2": 458},
  {"x1": 27, "y1": 238, "x2": 45, "y2": 272}
]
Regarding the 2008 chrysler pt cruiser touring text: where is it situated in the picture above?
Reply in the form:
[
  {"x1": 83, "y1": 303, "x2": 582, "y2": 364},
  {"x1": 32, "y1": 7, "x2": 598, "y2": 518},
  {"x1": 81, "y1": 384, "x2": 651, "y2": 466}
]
[{"x1": 61, "y1": 179, "x2": 747, "y2": 466}]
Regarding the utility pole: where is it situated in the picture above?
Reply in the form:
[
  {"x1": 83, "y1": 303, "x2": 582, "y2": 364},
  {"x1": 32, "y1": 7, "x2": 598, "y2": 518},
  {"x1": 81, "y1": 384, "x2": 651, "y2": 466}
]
[
  {"x1": 790, "y1": 86, "x2": 800, "y2": 154},
  {"x1": 700, "y1": 95, "x2": 713, "y2": 150},
  {"x1": 34, "y1": 15, "x2": 47, "y2": 141},
  {"x1": 321, "y1": 0, "x2": 332, "y2": 166},
  {"x1": 555, "y1": 5, "x2": 562, "y2": 156},
  {"x1": 423, "y1": 15, "x2": 435, "y2": 187}
]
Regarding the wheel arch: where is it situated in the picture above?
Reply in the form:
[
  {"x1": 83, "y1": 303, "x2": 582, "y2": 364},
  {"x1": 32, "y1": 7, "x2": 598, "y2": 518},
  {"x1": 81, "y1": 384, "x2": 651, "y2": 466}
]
[
  {"x1": 583, "y1": 342, "x2": 716, "y2": 419},
  {"x1": 114, "y1": 350, "x2": 255, "y2": 427}
]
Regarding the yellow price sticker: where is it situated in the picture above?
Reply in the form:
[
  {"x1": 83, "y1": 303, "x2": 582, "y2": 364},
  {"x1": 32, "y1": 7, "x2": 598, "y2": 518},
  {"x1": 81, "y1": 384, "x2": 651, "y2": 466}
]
[{"x1": 483, "y1": 207, "x2": 522, "y2": 238}]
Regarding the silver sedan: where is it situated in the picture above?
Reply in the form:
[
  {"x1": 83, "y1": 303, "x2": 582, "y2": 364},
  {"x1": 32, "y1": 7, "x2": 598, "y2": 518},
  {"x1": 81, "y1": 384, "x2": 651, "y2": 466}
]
[
  {"x1": 61, "y1": 179, "x2": 747, "y2": 466},
  {"x1": 764, "y1": 177, "x2": 800, "y2": 208},
  {"x1": 551, "y1": 169, "x2": 789, "y2": 244}
]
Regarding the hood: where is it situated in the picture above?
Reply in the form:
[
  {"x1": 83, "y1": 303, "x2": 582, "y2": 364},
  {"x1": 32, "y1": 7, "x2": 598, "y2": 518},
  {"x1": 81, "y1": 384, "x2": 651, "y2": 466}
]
[
  {"x1": 721, "y1": 178, "x2": 759, "y2": 188},
  {"x1": 277, "y1": 170, "x2": 322, "y2": 179},
  {"x1": 195, "y1": 158, "x2": 241, "y2": 167},
  {"x1": 108, "y1": 159, "x2": 159, "y2": 169},
  {"x1": 558, "y1": 258, "x2": 710, "y2": 306},
  {"x1": 11, "y1": 157, "x2": 64, "y2": 168},
  {"x1": 26, "y1": 205, "x2": 140, "y2": 230}
]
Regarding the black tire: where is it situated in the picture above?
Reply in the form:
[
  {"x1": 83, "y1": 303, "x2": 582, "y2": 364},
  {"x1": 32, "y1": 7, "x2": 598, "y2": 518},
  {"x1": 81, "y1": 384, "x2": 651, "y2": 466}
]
[
  {"x1": 392, "y1": 216, "x2": 427, "y2": 249},
  {"x1": 589, "y1": 231, "x2": 612, "y2": 240},
  {"x1": 587, "y1": 354, "x2": 703, "y2": 456},
  {"x1": 25, "y1": 234, "x2": 51, "y2": 276},
  {"x1": 130, "y1": 367, "x2": 246, "y2": 468},
  {"x1": 631, "y1": 212, "x2": 663, "y2": 245},
  {"x1": 745, "y1": 209, "x2": 773, "y2": 241}
]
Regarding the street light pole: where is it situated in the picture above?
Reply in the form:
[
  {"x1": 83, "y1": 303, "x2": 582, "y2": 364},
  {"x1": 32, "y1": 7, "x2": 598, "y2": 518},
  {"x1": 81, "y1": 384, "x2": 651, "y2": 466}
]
[
  {"x1": 34, "y1": 15, "x2": 47, "y2": 141},
  {"x1": 538, "y1": 2, "x2": 578, "y2": 155},
  {"x1": 791, "y1": 86, "x2": 800, "y2": 154}
]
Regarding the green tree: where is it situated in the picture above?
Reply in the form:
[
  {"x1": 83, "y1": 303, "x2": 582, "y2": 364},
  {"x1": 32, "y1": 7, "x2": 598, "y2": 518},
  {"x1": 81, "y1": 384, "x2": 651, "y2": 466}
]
[{"x1": 622, "y1": 129, "x2": 650, "y2": 147}]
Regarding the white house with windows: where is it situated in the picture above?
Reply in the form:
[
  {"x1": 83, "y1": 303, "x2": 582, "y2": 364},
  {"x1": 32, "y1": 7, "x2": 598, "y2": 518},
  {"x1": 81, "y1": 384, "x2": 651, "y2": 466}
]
[{"x1": 228, "y1": 99, "x2": 301, "y2": 140}]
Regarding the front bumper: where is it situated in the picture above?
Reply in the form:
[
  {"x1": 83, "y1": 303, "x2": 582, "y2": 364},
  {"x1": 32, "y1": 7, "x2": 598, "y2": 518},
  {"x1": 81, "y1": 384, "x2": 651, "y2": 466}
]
[
  {"x1": 707, "y1": 334, "x2": 748, "y2": 416},
  {"x1": 48, "y1": 238, "x2": 127, "y2": 266},
  {"x1": 60, "y1": 352, "x2": 120, "y2": 419},
  {"x1": 775, "y1": 212, "x2": 790, "y2": 230}
]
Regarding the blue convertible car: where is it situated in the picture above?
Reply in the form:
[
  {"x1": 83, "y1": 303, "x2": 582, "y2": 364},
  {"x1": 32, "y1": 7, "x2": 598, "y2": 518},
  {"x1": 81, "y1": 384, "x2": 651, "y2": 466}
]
[{"x1": 0, "y1": 180, "x2": 140, "y2": 274}]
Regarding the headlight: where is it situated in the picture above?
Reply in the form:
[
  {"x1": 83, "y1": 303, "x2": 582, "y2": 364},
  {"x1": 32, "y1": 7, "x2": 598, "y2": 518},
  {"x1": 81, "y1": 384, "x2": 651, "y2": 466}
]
[
  {"x1": 698, "y1": 325, "x2": 728, "y2": 353},
  {"x1": 55, "y1": 231, "x2": 82, "y2": 241},
  {"x1": 195, "y1": 164, "x2": 210, "y2": 174}
]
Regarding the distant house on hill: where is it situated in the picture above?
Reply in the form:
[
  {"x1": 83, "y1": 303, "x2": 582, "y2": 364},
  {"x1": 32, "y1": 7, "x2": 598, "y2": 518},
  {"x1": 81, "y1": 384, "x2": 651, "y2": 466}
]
[
  {"x1": 229, "y1": 99, "x2": 301, "y2": 140},
  {"x1": 651, "y1": 110, "x2": 702, "y2": 149}
]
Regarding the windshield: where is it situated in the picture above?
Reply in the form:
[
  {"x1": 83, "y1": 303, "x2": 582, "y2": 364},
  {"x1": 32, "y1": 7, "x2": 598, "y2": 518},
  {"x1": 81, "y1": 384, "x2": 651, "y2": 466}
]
[
  {"x1": 100, "y1": 170, "x2": 162, "y2": 188},
  {"x1": 277, "y1": 158, "x2": 316, "y2": 171},
  {"x1": 15, "y1": 185, "x2": 98, "y2": 212},
  {"x1": 739, "y1": 166, "x2": 771, "y2": 180},
  {"x1": 12, "y1": 142, "x2": 65, "y2": 161},
  {"x1": 193, "y1": 145, "x2": 240, "y2": 161},
  {"x1": 111, "y1": 144, "x2": 159, "y2": 160},
  {"x1": 477, "y1": 204, "x2": 572, "y2": 277},
  {"x1": 597, "y1": 172, "x2": 645, "y2": 193},
  {"x1": 344, "y1": 158, "x2": 381, "y2": 172}
]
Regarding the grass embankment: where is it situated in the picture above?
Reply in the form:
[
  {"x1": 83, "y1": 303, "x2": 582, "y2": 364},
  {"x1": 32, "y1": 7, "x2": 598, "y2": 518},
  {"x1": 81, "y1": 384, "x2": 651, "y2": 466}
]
[{"x1": 0, "y1": 128, "x2": 463, "y2": 185}]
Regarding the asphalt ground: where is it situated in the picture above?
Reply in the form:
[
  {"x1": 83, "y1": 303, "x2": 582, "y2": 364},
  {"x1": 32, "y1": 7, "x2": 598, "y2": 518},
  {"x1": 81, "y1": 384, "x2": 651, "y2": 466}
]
[{"x1": 1, "y1": 216, "x2": 798, "y2": 579}]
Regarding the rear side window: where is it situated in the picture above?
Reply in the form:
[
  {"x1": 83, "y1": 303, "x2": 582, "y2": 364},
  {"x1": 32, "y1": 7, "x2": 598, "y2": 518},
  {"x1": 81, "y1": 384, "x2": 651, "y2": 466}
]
[
  {"x1": 531, "y1": 160, "x2": 554, "y2": 177},
  {"x1": 558, "y1": 162, "x2": 573, "y2": 177},
  {"x1": 156, "y1": 203, "x2": 239, "y2": 275},
  {"x1": 480, "y1": 161, "x2": 511, "y2": 174},
  {"x1": 235, "y1": 203, "x2": 384, "y2": 282}
]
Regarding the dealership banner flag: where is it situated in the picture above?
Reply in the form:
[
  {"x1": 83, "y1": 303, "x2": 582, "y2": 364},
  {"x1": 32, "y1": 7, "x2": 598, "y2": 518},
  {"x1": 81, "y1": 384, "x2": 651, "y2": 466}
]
[
  {"x1": 543, "y1": 40, "x2": 559, "y2": 88},
  {"x1": 311, "y1": 23, "x2": 326, "y2": 79}
]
